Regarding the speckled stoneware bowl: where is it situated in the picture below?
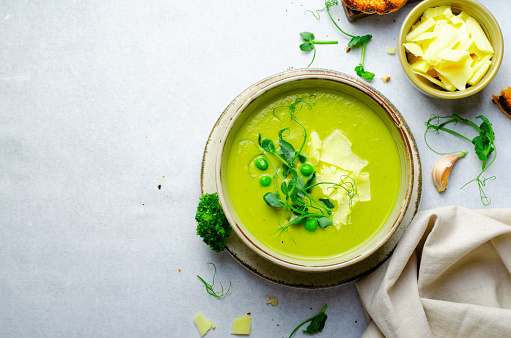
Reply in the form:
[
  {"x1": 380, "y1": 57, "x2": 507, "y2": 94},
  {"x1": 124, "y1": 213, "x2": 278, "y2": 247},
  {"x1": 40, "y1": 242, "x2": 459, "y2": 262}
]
[
  {"x1": 215, "y1": 70, "x2": 421, "y2": 272},
  {"x1": 398, "y1": 0, "x2": 503, "y2": 99}
]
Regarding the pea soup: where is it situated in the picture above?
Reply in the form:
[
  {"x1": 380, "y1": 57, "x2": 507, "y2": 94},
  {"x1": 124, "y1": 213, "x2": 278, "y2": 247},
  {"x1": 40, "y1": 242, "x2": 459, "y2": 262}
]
[{"x1": 226, "y1": 88, "x2": 401, "y2": 261}]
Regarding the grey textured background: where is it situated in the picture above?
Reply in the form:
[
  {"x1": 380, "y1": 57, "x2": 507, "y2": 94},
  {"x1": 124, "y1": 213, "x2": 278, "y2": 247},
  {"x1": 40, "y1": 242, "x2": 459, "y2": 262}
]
[{"x1": 1, "y1": 0, "x2": 510, "y2": 337}]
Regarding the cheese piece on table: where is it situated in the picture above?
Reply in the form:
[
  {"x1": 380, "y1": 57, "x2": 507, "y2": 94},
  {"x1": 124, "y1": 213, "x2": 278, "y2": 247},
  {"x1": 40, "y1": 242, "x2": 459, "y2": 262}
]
[
  {"x1": 193, "y1": 313, "x2": 215, "y2": 337},
  {"x1": 319, "y1": 130, "x2": 368, "y2": 174},
  {"x1": 231, "y1": 315, "x2": 251, "y2": 335},
  {"x1": 386, "y1": 46, "x2": 396, "y2": 55}
]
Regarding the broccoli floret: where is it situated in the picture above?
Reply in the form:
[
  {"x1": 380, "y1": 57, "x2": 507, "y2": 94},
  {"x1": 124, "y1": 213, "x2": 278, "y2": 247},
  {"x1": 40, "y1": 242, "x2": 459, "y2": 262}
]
[{"x1": 195, "y1": 193, "x2": 231, "y2": 252}]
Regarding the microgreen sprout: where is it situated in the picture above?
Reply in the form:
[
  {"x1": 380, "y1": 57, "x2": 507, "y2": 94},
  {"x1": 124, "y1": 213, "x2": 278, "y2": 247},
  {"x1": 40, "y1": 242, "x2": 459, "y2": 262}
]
[
  {"x1": 424, "y1": 114, "x2": 496, "y2": 205},
  {"x1": 289, "y1": 305, "x2": 328, "y2": 337},
  {"x1": 299, "y1": 32, "x2": 338, "y2": 68},
  {"x1": 306, "y1": 1, "x2": 374, "y2": 80},
  {"x1": 355, "y1": 39, "x2": 375, "y2": 80},
  {"x1": 197, "y1": 263, "x2": 231, "y2": 299},
  {"x1": 241, "y1": 96, "x2": 357, "y2": 241}
]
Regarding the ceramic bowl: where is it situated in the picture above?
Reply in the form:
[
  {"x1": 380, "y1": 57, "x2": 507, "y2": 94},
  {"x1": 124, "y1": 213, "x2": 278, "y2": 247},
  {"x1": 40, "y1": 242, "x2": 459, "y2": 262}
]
[
  {"x1": 398, "y1": 0, "x2": 503, "y2": 99},
  {"x1": 215, "y1": 69, "x2": 421, "y2": 272}
]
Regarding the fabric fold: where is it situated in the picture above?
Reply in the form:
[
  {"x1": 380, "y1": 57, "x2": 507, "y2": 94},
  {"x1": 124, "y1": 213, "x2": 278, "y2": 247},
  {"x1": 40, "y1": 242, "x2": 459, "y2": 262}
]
[{"x1": 356, "y1": 206, "x2": 511, "y2": 337}]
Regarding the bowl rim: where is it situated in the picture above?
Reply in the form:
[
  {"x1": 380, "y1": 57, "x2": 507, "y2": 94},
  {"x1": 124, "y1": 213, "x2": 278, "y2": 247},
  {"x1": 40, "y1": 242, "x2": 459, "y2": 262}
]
[
  {"x1": 398, "y1": 0, "x2": 504, "y2": 99},
  {"x1": 215, "y1": 69, "x2": 420, "y2": 272}
]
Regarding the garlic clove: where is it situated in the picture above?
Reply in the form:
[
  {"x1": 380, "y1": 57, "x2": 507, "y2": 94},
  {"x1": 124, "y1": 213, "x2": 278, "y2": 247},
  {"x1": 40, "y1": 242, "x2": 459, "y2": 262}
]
[{"x1": 432, "y1": 152, "x2": 467, "y2": 192}]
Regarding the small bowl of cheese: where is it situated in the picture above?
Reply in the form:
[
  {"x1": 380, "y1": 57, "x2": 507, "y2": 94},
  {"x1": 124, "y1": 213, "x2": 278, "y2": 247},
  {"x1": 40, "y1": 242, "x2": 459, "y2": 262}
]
[{"x1": 398, "y1": 0, "x2": 503, "y2": 99}]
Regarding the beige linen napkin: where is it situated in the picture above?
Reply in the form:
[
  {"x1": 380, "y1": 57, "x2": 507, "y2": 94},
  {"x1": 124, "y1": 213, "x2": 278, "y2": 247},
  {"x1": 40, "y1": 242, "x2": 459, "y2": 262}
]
[{"x1": 355, "y1": 206, "x2": 511, "y2": 338}]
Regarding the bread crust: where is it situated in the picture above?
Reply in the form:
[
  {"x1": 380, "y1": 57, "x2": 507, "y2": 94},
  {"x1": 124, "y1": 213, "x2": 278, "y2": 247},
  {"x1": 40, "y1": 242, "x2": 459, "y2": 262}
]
[
  {"x1": 492, "y1": 87, "x2": 511, "y2": 119},
  {"x1": 342, "y1": 0, "x2": 408, "y2": 15}
]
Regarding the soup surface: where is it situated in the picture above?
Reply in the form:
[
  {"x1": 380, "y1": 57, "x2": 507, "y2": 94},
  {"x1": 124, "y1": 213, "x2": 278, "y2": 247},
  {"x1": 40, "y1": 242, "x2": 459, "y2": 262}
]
[{"x1": 226, "y1": 88, "x2": 401, "y2": 260}]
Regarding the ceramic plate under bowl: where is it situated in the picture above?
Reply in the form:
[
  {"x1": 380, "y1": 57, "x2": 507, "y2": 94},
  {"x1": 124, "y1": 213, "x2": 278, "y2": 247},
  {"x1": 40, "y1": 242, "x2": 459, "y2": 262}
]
[{"x1": 201, "y1": 69, "x2": 421, "y2": 287}]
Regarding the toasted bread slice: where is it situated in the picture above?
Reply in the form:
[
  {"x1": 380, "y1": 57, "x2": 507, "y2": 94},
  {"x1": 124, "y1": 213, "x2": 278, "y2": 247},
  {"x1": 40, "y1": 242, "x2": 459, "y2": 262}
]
[
  {"x1": 492, "y1": 87, "x2": 511, "y2": 118},
  {"x1": 342, "y1": 0, "x2": 408, "y2": 15}
]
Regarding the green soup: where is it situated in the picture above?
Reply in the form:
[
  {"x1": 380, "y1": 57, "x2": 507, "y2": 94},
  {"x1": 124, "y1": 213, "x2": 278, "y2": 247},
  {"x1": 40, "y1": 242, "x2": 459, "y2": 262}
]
[{"x1": 226, "y1": 88, "x2": 401, "y2": 261}]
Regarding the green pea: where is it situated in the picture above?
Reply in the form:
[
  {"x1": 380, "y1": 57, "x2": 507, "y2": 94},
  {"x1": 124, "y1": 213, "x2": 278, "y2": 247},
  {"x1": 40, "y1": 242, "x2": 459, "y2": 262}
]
[
  {"x1": 259, "y1": 175, "x2": 272, "y2": 187},
  {"x1": 300, "y1": 163, "x2": 314, "y2": 176},
  {"x1": 255, "y1": 157, "x2": 268, "y2": 170},
  {"x1": 304, "y1": 218, "x2": 318, "y2": 232}
]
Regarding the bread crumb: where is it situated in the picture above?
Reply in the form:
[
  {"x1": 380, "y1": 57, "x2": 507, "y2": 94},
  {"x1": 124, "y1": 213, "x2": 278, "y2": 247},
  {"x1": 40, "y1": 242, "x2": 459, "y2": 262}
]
[
  {"x1": 381, "y1": 75, "x2": 391, "y2": 82},
  {"x1": 265, "y1": 296, "x2": 279, "y2": 306},
  {"x1": 492, "y1": 87, "x2": 511, "y2": 118}
]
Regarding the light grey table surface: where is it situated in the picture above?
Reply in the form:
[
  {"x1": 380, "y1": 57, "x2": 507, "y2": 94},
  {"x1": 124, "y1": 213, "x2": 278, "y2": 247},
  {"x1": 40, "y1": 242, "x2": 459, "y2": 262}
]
[{"x1": 1, "y1": 1, "x2": 510, "y2": 337}]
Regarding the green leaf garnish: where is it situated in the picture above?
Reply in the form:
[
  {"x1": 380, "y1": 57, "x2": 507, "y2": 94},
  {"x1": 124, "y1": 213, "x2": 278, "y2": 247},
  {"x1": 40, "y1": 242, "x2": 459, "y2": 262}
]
[
  {"x1": 299, "y1": 31, "x2": 338, "y2": 68},
  {"x1": 197, "y1": 263, "x2": 231, "y2": 299},
  {"x1": 278, "y1": 140, "x2": 296, "y2": 164},
  {"x1": 319, "y1": 198, "x2": 335, "y2": 209},
  {"x1": 263, "y1": 192, "x2": 286, "y2": 207},
  {"x1": 355, "y1": 64, "x2": 375, "y2": 80},
  {"x1": 317, "y1": 217, "x2": 333, "y2": 228},
  {"x1": 348, "y1": 34, "x2": 372, "y2": 48},
  {"x1": 261, "y1": 138, "x2": 276, "y2": 153},
  {"x1": 282, "y1": 164, "x2": 291, "y2": 178},
  {"x1": 304, "y1": 173, "x2": 316, "y2": 194},
  {"x1": 425, "y1": 114, "x2": 496, "y2": 205},
  {"x1": 300, "y1": 31, "x2": 316, "y2": 42},
  {"x1": 289, "y1": 305, "x2": 328, "y2": 337},
  {"x1": 299, "y1": 42, "x2": 314, "y2": 52}
]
